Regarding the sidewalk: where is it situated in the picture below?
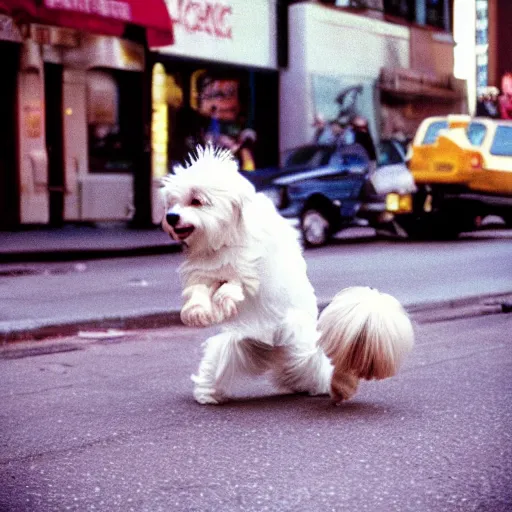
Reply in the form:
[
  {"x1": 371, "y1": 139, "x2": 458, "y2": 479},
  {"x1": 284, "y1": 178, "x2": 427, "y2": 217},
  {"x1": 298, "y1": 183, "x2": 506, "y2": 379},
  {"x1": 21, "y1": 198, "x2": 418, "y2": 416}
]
[
  {"x1": 1, "y1": 219, "x2": 508, "y2": 263},
  {"x1": 1, "y1": 224, "x2": 511, "y2": 342},
  {"x1": 0, "y1": 223, "x2": 180, "y2": 263}
]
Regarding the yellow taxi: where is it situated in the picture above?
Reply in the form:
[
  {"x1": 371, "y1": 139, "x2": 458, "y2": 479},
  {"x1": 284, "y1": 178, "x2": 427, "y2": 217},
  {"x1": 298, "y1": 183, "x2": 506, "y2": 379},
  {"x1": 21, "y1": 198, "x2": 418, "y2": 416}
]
[
  {"x1": 392, "y1": 116, "x2": 512, "y2": 238},
  {"x1": 463, "y1": 118, "x2": 512, "y2": 195},
  {"x1": 407, "y1": 114, "x2": 471, "y2": 185},
  {"x1": 410, "y1": 116, "x2": 512, "y2": 193}
]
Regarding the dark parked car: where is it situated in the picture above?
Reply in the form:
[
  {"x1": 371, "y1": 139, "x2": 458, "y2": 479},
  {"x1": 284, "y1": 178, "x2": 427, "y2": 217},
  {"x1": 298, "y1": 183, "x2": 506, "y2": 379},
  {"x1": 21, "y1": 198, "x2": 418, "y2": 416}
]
[
  {"x1": 241, "y1": 143, "x2": 400, "y2": 247},
  {"x1": 373, "y1": 139, "x2": 416, "y2": 195}
]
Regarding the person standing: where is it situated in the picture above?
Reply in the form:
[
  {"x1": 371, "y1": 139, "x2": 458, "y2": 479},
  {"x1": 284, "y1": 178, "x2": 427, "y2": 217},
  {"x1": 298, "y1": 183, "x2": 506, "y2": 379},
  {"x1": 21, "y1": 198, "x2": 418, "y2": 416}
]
[
  {"x1": 476, "y1": 87, "x2": 500, "y2": 118},
  {"x1": 351, "y1": 116, "x2": 377, "y2": 170},
  {"x1": 498, "y1": 73, "x2": 512, "y2": 120}
]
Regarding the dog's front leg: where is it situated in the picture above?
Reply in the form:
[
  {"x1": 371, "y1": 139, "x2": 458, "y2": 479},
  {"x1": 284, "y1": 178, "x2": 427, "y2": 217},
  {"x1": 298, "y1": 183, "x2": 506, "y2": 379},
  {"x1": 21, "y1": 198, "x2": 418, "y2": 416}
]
[
  {"x1": 181, "y1": 283, "x2": 217, "y2": 327},
  {"x1": 212, "y1": 281, "x2": 245, "y2": 322},
  {"x1": 191, "y1": 332, "x2": 234, "y2": 404},
  {"x1": 191, "y1": 333, "x2": 272, "y2": 405}
]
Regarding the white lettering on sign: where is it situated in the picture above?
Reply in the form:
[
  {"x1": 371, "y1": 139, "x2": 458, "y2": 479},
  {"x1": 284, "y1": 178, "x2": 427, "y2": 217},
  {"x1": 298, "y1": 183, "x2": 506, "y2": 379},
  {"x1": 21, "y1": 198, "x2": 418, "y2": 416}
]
[
  {"x1": 44, "y1": 0, "x2": 132, "y2": 22},
  {"x1": 167, "y1": 0, "x2": 232, "y2": 39}
]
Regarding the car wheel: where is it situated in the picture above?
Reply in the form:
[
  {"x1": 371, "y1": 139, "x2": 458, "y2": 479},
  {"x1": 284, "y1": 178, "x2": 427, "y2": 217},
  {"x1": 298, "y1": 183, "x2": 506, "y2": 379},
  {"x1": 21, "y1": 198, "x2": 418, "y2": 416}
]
[
  {"x1": 301, "y1": 209, "x2": 331, "y2": 247},
  {"x1": 500, "y1": 212, "x2": 512, "y2": 228}
]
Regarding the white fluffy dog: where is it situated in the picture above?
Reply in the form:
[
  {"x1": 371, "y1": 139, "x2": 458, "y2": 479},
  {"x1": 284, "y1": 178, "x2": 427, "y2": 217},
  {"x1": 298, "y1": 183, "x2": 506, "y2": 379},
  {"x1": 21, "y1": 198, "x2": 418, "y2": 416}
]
[{"x1": 161, "y1": 146, "x2": 414, "y2": 405}]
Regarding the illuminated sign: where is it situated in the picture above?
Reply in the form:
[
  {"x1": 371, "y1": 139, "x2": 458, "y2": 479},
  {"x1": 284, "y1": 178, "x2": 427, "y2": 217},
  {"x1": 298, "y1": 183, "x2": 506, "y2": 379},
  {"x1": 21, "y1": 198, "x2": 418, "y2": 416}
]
[
  {"x1": 159, "y1": 0, "x2": 277, "y2": 69},
  {"x1": 151, "y1": 63, "x2": 169, "y2": 179},
  {"x1": 167, "y1": 0, "x2": 232, "y2": 39}
]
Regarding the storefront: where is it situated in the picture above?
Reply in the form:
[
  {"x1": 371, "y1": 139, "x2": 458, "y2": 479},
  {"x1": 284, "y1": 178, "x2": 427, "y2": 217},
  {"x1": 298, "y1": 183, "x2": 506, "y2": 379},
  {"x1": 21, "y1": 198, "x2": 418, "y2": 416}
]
[
  {"x1": 151, "y1": 0, "x2": 279, "y2": 220},
  {"x1": 280, "y1": 3, "x2": 466, "y2": 155},
  {"x1": 0, "y1": 0, "x2": 173, "y2": 228}
]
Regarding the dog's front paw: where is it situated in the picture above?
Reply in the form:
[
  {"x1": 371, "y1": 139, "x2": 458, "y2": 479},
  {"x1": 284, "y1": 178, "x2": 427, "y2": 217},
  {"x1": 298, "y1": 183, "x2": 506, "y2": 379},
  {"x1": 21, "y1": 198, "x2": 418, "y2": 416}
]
[
  {"x1": 212, "y1": 283, "x2": 244, "y2": 322},
  {"x1": 181, "y1": 302, "x2": 215, "y2": 327},
  {"x1": 193, "y1": 386, "x2": 225, "y2": 405},
  {"x1": 213, "y1": 295, "x2": 238, "y2": 322}
]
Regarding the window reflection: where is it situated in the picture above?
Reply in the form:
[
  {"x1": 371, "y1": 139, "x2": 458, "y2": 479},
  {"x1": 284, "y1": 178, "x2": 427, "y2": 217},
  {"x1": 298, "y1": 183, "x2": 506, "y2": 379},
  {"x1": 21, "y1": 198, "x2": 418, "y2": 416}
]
[{"x1": 466, "y1": 122, "x2": 487, "y2": 147}]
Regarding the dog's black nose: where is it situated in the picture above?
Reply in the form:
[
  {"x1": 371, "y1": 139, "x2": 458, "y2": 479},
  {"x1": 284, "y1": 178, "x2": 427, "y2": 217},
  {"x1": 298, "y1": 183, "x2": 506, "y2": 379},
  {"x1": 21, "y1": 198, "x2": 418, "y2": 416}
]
[{"x1": 166, "y1": 212, "x2": 180, "y2": 227}]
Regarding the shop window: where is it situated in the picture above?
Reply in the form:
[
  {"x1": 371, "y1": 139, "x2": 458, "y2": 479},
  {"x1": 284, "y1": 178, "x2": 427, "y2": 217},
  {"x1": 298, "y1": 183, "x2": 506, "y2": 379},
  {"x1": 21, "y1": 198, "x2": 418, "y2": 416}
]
[
  {"x1": 475, "y1": 0, "x2": 488, "y2": 46},
  {"x1": 384, "y1": 0, "x2": 452, "y2": 29},
  {"x1": 164, "y1": 67, "x2": 255, "y2": 171},
  {"x1": 384, "y1": 0, "x2": 415, "y2": 21},
  {"x1": 425, "y1": 0, "x2": 446, "y2": 28},
  {"x1": 155, "y1": 62, "x2": 278, "y2": 172},
  {"x1": 87, "y1": 70, "x2": 141, "y2": 173}
]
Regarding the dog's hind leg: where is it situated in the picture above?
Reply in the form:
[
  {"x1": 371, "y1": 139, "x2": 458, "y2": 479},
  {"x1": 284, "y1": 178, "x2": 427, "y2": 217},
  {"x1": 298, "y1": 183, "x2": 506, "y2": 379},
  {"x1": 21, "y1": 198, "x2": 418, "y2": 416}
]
[
  {"x1": 271, "y1": 312, "x2": 334, "y2": 397},
  {"x1": 191, "y1": 333, "x2": 273, "y2": 405}
]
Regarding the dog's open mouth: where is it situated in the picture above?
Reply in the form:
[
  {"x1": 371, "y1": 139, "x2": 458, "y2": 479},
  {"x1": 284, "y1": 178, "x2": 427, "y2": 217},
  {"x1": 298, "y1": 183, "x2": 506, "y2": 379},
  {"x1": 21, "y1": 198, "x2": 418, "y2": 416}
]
[{"x1": 173, "y1": 225, "x2": 195, "y2": 240}]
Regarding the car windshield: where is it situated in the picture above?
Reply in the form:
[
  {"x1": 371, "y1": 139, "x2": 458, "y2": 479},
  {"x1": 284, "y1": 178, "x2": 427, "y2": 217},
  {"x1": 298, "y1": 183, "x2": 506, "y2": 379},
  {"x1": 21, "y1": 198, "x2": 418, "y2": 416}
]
[
  {"x1": 378, "y1": 140, "x2": 403, "y2": 165},
  {"x1": 490, "y1": 126, "x2": 512, "y2": 156},
  {"x1": 328, "y1": 143, "x2": 369, "y2": 169},
  {"x1": 329, "y1": 152, "x2": 366, "y2": 167},
  {"x1": 422, "y1": 120, "x2": 449, "y2": 144},
  {"x1": 466, "y1": 122, "x2": 487, "y2": 146},
  {"x1": 284, "y1": 146, "x2": 333, "y2": 169}
]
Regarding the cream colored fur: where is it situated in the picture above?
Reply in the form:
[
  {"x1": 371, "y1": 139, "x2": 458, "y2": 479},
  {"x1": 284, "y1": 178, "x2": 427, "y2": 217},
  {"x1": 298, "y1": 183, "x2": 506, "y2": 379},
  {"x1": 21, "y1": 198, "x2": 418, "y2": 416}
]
[{"x1": 161, "y1": 146, "x2": 414, "y2": 405}]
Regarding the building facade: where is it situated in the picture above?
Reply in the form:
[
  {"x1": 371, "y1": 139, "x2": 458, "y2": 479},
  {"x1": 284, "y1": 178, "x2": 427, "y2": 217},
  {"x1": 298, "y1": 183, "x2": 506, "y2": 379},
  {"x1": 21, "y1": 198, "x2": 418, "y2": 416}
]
[
  {"x1": 487, "y1": 0, "x2": 511, "y2": 91},
  {"x1": 148, "y1": 0, "x2": 280, "y2": 222},
  {"x1": 1, "y1": 0, "x2": 469, "y2": 228},
  {"x1": 280, "y1": 0, "x2": 466, "y2": 156},
  {"x1": 0, "y1": 0, "x2": 173, "y2": 229}
]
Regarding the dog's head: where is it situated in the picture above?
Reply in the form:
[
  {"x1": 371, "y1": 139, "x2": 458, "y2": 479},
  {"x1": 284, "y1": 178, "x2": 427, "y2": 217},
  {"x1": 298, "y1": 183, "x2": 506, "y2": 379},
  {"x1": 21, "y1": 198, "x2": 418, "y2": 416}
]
[{"x1": 160, "y1": 145, "x2": 256, "y2": 253}]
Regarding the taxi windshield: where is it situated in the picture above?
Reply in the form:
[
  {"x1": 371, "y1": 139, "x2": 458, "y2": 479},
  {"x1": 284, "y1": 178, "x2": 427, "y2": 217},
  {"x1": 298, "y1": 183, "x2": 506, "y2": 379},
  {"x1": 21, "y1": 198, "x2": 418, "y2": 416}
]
[
  {"x1": 490, "y1": 126, "x2": 512, "y2": 156},
  {"x1": 466, "y1": 122, "x2": 487, "y2": 146},
  {"x1": 421, "y1": 120, "x2": 448, "y2": 144}
]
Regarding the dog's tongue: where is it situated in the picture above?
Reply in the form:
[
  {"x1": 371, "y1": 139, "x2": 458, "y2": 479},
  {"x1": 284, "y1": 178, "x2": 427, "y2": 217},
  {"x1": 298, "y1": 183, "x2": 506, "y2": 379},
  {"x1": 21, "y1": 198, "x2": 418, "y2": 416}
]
[{"x1": 174, "y1": 226, "x2": 195, "y2": 240}]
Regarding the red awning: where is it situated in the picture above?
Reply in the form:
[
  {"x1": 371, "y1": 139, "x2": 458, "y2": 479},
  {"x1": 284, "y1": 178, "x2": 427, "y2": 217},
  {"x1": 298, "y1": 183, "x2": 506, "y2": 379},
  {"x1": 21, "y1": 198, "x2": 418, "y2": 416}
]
[{"x1": 0, "y1": 0, "x2": 173, "y2": 46}]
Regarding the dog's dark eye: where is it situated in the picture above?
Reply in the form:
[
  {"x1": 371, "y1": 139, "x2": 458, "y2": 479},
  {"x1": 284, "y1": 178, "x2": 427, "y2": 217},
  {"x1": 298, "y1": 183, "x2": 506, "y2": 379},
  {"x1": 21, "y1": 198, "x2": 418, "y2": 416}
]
[{"x1": 190, "y1": 197, "x2": 203, "y2": 207}]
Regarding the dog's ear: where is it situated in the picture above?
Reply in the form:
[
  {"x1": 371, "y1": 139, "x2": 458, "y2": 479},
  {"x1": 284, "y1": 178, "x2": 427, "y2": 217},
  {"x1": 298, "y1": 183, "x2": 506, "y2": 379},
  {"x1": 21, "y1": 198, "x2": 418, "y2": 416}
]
[{"x1": 228, "y1": 174, "x2": 256, "y2": 224}]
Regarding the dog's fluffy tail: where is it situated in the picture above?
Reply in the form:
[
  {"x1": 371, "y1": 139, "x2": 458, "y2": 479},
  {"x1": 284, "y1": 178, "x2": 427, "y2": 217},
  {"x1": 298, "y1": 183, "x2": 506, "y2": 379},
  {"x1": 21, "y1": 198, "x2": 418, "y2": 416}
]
[{"x1": 317, "y1": 287, "x2": 414, "y2": 386}]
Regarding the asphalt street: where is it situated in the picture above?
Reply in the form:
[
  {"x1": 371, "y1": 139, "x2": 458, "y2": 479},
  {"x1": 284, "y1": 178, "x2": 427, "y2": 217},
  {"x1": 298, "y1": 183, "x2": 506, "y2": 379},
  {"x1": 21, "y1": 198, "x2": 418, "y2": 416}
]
[
  {"x1": 1, "y1": 311, "x2": 511, "y2": 512},
  {"x1": 1, "y1": 231, "x2": 512, "y2": 340}
]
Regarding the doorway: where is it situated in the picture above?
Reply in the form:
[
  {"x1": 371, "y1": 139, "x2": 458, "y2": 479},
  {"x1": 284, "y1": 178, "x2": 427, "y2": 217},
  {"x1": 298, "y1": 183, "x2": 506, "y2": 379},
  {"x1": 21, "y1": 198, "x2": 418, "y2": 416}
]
[
  {"x1": 44, "y1": 63, "x2": 65, "y2": 226},
  {"x1": 0, "y1": 41, "x2": 20, "y2": 230}
]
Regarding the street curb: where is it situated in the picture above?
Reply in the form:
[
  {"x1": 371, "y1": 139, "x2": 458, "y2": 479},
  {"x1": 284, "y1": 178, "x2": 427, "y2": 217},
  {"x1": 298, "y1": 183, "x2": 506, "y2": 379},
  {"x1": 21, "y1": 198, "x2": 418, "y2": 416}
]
[
  {"x1": 0, "y1": 244, "x2": 181, "y2": 264},
  {"x1": 2, "y1": 291, "x2": 511, "y2": 344},
  {"x1": 0, "y1": 311, "x2": 183, "y2": 343}
]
